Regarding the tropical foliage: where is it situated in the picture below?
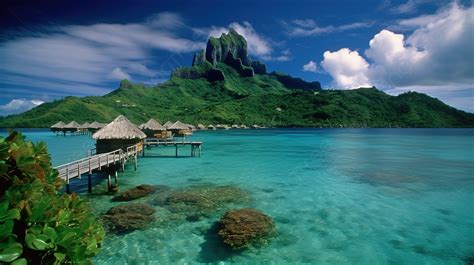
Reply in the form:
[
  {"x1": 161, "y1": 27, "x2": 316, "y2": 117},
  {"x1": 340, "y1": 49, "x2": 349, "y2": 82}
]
[{"x1": 0, "y1": 132, "x2": 104, "y2": 264}]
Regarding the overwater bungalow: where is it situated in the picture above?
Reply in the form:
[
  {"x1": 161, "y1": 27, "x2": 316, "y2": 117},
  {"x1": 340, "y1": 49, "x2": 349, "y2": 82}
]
[
  {"x1": 251, "y1": 124, "x2": 261, "y2": 129},
  {"x1": 207, "y1": 124, "x2": 216, "y2": 130},
  {"x1": 50, "y1": 121, "x2": 65, "y2": 133},
  {"x1": 231, "y1": 124, "x2": 239, "y2": 129},
  {"x1": 141, "y1": 118, "x2": 171, "y2": 140},
  {"x1": 92, "y1": 115, "x2": 146, "y2": 154},
  {"x1": 240, "y1": 124, "x2": 248, "y2": 129},
  {"x1": 216, "y1": 124, "x2": 230, "y2": 130},
  {"x1": 197, "y1": 124, "x2": 207, "y2": 130},
  {"x1": 63, "y1": 121, "x2": 81, "y2": 134},
  {"x1": 80, "y1": 122, "x2": 90, "y2": 134},
  {"x1": 88, "y1": 121, "x2": 104, "y2": 133},
  {"x1": 163, "y1": 121, "x2": 173, "y2": 129},
  {"x1": 168, "y1": 121, "x2": 193, "y2": 138}
]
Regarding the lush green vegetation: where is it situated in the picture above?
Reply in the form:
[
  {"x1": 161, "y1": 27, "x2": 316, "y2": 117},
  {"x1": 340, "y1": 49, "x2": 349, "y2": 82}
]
[
  {"x1": 0, "y1": 63, "x2": 473, "y2": 128},
  {"x1": 0, "y1": 132, "x2": 104, "y2": 264}
]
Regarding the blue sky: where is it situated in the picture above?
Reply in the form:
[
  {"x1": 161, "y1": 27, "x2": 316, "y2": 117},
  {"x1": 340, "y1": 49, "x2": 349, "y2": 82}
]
[{"x1": 0, "y1": 0, "x2": 472, "y2": 115}]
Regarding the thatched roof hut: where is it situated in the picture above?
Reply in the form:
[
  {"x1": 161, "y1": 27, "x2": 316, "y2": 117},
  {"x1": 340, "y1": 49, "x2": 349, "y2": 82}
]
[
  {"x1": 63, "y1": 121, "x2": 81, "y2": 132},
  {"x1": 164, "y1": 121, "x2": 173, "y2": 128},
  {"x1": 81, "y1": 122, "x2": 90, "y2": 129},
  {"x1": 207, "y1": 124, "x2": 216, "y2": 130},
  {"x1": 88, "y1": 121, "x2": 100, "y2": 129},
  {"x1": 142, "y1": 119, "x2": 166, "y2": 131},
  {"x1": 231, "y1": 124, "x2": 239, "y2": 129},
  {"x1": 51, "y1": 121, "x2": 65, "y2": 132},
  {"x1": 216, "y1": 124, "x2": 230, "y2": 130},
  {"x1": 51, "y1": 121, "x2": 65, "y2": 130},
  {"x1": 197, "y1": 124, "x2": 206, "y2": 130},
  {"x1": 168, "y1": 121, "x2": 193, "y2": 136},
  {"x1": 168, "y1": 121, "x2": 190, "y2": 130},
  {"x1": 87, "y1": 121, "x2": 104, "y2": 133},
  {"x1": 92, "y1": 115, "x2": 146, "y2": 153},
  {"x1": 240, "y1": 124, "x2": 248, "y2": 129},
  {"x1": 51, "y1": 121, "x2": 65, "y2": 128},
  {"x1": 141, "y1": 119, "x2": 167, "y2": 137}
]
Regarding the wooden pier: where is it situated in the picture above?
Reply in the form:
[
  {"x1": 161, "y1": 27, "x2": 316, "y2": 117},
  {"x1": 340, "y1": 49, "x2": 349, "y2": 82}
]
[
  {"x1": 54, "y1": 144, "x2": 140, "y2": 193},
  {"x1": 53, "y1": 140, "x2": 203, "y2": 193},
  {"x1": 143, "y1": 139, "x2": 203, "y2": 157}
]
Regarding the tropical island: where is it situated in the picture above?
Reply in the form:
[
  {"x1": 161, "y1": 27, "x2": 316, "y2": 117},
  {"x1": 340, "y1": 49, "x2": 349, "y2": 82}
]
[
  {"x1": 1, "y1": 1, "x2": 474, "y2": 264},
  {"x1": 1, "y1": 30, "x2": 473, "y2": 129}
]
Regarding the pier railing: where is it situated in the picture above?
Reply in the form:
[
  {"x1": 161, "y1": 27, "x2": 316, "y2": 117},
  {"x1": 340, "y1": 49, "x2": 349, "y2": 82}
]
[{"x1": 55, "y1": 143, "x2": 140, "y2": 183}]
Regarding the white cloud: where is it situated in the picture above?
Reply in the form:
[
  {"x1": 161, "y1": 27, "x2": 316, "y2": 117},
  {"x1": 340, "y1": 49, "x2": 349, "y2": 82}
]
[
  {"x1": 229, "y1": 22, "x2": 272, "y2": 56},
  {"x1": 0, "y1": 12, "x2": 203, "y2": 99},
  {"x1": 109, "y1": 67, "x2": 131, "y2": 81},
  {"x1": 321, "y1": 48, "x2": 371, "y2": 89},
  {"x1": 320, "y1": 3, "x2": 474, "y2": 104},
  {"x1": 284, "y1": 19, "x2": 373, "y2": 37},
  {"x1": 389, "y1": 0, "x2": 436, "y2": 15},
  {"x1": 302, "y1": 60, "x2": 317, "y2": 72},
  {"x1": 370, "y1": 3, "x2": 473, "y2": 88},
  {"x1": 146, "y1": 12, "x2": 185, "y2": 29},
  {"x1": 0, "y1": 99, "x2": 44, "y2": 116}
]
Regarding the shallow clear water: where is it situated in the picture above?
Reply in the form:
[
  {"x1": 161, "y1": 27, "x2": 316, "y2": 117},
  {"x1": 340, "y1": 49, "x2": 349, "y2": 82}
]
[{"x1": 2, "y1": 128, "x2": 473, "y2": 264}]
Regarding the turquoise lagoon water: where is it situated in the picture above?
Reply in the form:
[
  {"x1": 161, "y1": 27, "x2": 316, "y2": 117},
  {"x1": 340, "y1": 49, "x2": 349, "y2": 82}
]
[{"x1": 2, "y1": 129, "x2": 473, "y2": 264}]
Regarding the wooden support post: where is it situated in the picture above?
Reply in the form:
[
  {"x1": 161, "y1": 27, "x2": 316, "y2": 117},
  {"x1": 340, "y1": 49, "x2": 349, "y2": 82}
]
[
  {"x1": 134, "y1": 155, "x2": 137, "y2": 171},
  {"x1": 142, "y1": 146, "x2": 145, "y2": 157},
  {"x1": 175, "y1": 144, "x2": 178, "y2": 157},
  {"x1": 107, "y1": 174, "x2": 111, "y2": 190},
  {"x1": 199, "y1": 145, "x2": 202, "y2": 157},
  {"x1": 66, "y1": 166, "x2": 70, "y2": 194},
  {"x1": 88, "y1": 173, "x2": 92, "y2": 193},
  {"x1": 114, "y1": 171, "x2": 118, "y2": 185},
  {"x1": 88, "y1": 158, "x2": 92, "y2": 193},
  {"x1": 77, "y1": 162, "x2": 81, "y2": 179}
]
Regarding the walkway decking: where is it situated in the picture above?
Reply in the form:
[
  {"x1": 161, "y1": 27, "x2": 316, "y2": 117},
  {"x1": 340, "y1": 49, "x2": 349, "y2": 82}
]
[
  {"x1": 55, "y1": 144, "x2": 140, "y2": 182},
  {"x1": 144, "y1": 139, "x2": 203, "y2": 157},
  {"x1": 53, "y1": 139, "x2": 203, "y2": 193}
]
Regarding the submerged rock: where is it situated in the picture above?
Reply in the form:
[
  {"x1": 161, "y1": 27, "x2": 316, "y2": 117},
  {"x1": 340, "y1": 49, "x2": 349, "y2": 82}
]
[
  {"x1": 112, "y1": 184, "x2": 157, "y2": 201},
  {"x1": 103, "y1": 203, "x2": 156, "y2": 233},
  {"x1": 218, "y1": 208, "x2": 275, "y2": 249},
  {"x1": 165, "y1": 192, "x2": 217, "y2": 221},
  {"x1": 153, "y1": 185, "x2": 250, "y2": 222}
]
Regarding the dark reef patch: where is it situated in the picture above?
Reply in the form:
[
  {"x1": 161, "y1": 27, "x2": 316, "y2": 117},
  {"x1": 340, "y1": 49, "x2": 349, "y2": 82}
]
[
  {"x1": 103, "y1": 203, "x2": 156, "y2": 233},
  {"x1": 112, "y1": 184, "x2": 159, "y2": 201}
]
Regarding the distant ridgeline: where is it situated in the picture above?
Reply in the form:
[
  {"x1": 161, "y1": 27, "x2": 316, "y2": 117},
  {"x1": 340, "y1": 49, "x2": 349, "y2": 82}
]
[{"x1": 1, "y1": 29, "x2": 473, "y2": 128}]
